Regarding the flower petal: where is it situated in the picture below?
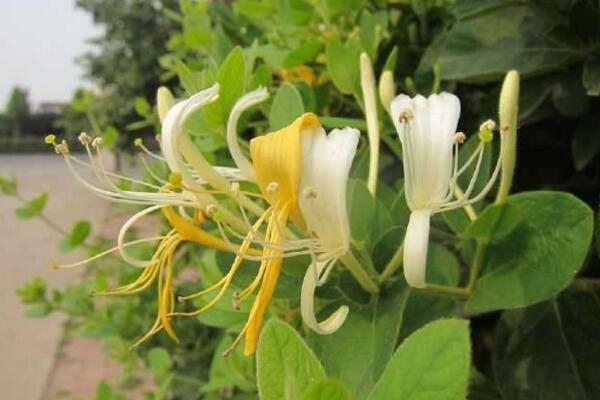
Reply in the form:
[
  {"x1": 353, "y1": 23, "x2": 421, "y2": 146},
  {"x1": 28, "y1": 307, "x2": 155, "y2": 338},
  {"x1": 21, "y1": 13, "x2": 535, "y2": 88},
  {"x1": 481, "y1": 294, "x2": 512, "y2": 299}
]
[
  {"x1": 299, "y1": 127, "x2": 359, "y2": 253},
  {"x1": 403, "y1": 210, "x2": 431, "y2": 288},
  {"x1": 301, "y1": 258, "x2": 349, "y2": 334}
]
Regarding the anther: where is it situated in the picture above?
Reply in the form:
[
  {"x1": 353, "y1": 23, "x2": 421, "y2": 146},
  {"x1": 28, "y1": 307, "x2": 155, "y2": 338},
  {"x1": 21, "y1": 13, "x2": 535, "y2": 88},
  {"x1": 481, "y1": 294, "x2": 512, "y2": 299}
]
[
  {"x1": 302, "y1": 187, "x2": 317, "y2": 199},
  {"x1": 266, "y1": 181, "x2": 279, "y2": 193},
  {"x1": 78, "y1": 132, "x2": 91, "y2": 145},
  {"x1": 205, "y1": 204, "x2": 218, "y2": 218},
  {"x1": 44, "y1": 134, "x2": 57, "y2": 145},
  {"x1": 91, "y1": 137, "x2": 103, "y2": 148},
  {"x1": 479, "y1": 119, "x2": 497, "y2": 132},
  {"x1": 230, "y1": 182, "x2": 240, "y2": 196},
  {"x1": 55, "y1": 140, "x2": 70, "y2": 155},
  {"x1": 399, "y1": 109, "x2": 413, "y2": 123},
  {"x1": 453, "y1": 132, "x2": 466, "y2": 144},
  {"x1": 168, "y1": 172, "x2": 183, "y2": 188},
  {"x1": 232, "y1": 292, "x2": 241, "y2": 310}
]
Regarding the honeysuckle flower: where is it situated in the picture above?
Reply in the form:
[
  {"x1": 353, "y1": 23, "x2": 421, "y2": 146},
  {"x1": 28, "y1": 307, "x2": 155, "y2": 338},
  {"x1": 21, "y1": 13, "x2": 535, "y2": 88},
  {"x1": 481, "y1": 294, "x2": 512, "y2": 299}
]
[
  {"x1": 298, "y1": 127, "x2": 359, "y2": 334},
  {"x1": 222, "y1": 90, "x2": 362, "y2": 344},
  {"x1": 44, "y1": 85, "x2": 268, "y2": 346},
  {"x1": 390, "y1": 92, "x2": 502, "y2": 288}
]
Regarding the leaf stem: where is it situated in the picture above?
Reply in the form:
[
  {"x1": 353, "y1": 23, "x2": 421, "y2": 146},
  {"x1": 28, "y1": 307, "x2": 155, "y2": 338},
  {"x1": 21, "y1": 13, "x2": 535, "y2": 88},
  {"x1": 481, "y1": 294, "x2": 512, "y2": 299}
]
[{"x1": 339, "y1": 252, "x2": 380, "y2": 294}]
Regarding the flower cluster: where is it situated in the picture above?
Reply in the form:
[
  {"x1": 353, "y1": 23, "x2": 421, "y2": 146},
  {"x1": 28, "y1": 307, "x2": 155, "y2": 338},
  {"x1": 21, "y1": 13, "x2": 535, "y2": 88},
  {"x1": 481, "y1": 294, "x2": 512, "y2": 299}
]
[{"x1": 47, "y1": 61, "x2": 505, "y2": 356}]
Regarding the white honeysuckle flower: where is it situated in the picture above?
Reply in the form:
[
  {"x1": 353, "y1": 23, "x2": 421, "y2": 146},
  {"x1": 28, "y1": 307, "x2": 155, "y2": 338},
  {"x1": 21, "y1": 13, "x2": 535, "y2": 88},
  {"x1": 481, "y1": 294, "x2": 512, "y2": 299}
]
[
  {"x1": 298, "y1": 127, "x2": 359, "y2": 334},
  {"x1": 390, "y1": 92, "x2": 502, "y2": 288}
]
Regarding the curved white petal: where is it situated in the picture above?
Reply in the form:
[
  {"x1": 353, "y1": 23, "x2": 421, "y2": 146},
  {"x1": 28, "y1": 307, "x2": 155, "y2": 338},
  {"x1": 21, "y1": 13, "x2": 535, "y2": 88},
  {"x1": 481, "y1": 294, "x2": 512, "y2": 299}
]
[
  {"x1": 160, "y1": 84, "x2": 220, "y2": 176},
  {"x1": 301, "y1": 258, "x2": 349, "y2": 334},
  {"x1": 299, "y1": 127, "x2": 359, "y2": 253},
  {"x1": 226, "y1": 88, "x2": 269, "y2": 181},
  {"x1": 390, "y1": 92, "x2": 460, "y2": 209},
  {"x1": 403, "y1": 210, "x2": 431, "y2": 288}
]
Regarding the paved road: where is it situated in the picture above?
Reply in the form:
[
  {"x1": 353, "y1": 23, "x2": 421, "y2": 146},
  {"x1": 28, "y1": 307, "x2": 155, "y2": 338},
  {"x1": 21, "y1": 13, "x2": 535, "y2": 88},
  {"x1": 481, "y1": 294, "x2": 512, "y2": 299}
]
[{"x1": 0, "y1": 154, "x2": 111, "y2": 400}]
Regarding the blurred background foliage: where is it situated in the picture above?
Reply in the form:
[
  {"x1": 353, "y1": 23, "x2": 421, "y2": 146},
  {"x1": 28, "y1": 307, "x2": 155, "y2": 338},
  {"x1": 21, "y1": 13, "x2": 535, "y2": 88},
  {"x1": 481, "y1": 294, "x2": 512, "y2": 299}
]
[{"x1": 6, "y1": 0, "x2": 600, "y2": 399}]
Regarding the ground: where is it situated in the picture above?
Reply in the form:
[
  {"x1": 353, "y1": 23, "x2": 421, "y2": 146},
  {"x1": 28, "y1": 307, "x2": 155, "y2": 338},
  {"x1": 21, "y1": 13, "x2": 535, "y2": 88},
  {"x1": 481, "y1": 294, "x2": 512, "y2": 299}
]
[{"x1": 0, "y1": 153, "x2": 152, "y2": 400}]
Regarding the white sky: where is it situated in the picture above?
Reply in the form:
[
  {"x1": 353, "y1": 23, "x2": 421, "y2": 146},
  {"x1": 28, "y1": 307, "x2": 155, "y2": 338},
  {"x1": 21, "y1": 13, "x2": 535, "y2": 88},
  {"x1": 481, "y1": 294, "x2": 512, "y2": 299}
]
[{"x1": 0, "y1": 0, "x2": 98, "y2": 108}]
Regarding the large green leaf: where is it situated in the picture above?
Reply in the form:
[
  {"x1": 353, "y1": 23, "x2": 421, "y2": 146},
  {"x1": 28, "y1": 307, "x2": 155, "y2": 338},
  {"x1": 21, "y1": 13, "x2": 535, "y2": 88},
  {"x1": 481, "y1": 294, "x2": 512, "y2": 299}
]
[
  {"x1": 269, "y1": 83, "x2": 305, "y2": 131},
  {"x1": 300, "y1": 378, "x2": 351, "y2": 400},
  {"x1": 307, "y1": 282, "x2": 409, "y2": 399},
  {"x1": 465, "y1": 192, "x2": 594, "y2": 314},
  {"x1": 437, "y1": 3, "x2": 584, "y2": 81},
  {"x1": 367, "y1": 319, "x2": 471, "y2": 400},
  {"x1": 326, "y1": 40, "x2": 361, "y2": 95},
  {"x1": 398, "y1": 245, "x2": 460, "y2": 341},
  {"x1": 257, "y1": 319, "x2": 325, "y2": 400},
  {"x1": 494, "y1": 289, "x2": 600, "y2": 400}
]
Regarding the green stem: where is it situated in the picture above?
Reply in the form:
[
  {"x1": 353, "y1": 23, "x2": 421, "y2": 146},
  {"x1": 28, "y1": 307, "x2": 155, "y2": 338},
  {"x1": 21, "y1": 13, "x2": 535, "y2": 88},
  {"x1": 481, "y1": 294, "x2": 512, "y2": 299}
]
[
  {"x1": 16, "y1": 193, "x2": 68, "y2": 236},
  {"x1": 339, "y1": 252, "x2": 379, "y2": 294},
  {"x1": 422, "y1": 283, "x2": 469, "y2": 299},
  {"x1": 379, "y1": 243, "x2": 403, "y2": 284},
  {"x1": 466, "y1": 239, "x2": 488, "y2": 293}
]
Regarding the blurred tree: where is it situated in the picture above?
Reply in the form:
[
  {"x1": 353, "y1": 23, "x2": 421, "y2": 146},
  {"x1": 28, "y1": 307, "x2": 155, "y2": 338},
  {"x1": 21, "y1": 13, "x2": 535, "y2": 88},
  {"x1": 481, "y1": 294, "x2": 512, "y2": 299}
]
[
  {"x1": 65, "y1": 0, "x2": 179, "y2": 140},
  {"x1": 4, "y1": 86, "x2": 31, "y2": 139}
]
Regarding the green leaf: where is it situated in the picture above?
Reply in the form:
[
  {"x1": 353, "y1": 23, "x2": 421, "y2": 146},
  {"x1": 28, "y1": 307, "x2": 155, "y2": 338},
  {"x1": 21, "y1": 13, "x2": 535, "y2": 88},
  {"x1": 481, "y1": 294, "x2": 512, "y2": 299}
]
[
  {"x1": 582, "y1": 58, "x2": 600, "y2": 96},
  {"x1": 368, "y1": 319, "x2": 471, "y2": 400},
  {"x1": 257, "y1": 319, "x2": 326, "y2": 400},
  {"x1": 347, "y1": 179, "x2": 376, "y2": 244},
  {"x1": 438, "y1": 4, "x2": 584, "y2": 81},
  {"x1": 101, "y1": 126, "x2": 119, "y2": 149},
  {"x1": 320, "y1": 117, "x2": 366, "y2": 130},
  {"x1": 25, "y1": 303, "x2": 52, "y2": 318},
  {"x1": 16, "y1": 277, "x2": 47, "y2": 304},
  {"x1": 215, "y1": 46, "x2": 246, "y2": 121},
  {"x1": 95, "y1": 381, "x2": 127, "y2": 400},
  {"x1": 308, "y1": 282, "x2": 409, "y2": 399},
  {"x1": 133, "y1": 96, "x2": 151, "y2": 116},
  {"x1": 359, "y1": 11, "x2": 388, "y2": 60},
  {"x1": 14, "y1": 192, "x2": 48, "y2": 220},
  {"x1": 326, "y1": 40, "x2": 361, "y2": 95},
  {"x1": 464, "y1": 203, "x2": 522, "y2": 240},
  {"x1": 494, "y1": 289, "x2": 600, "y2": 400},
  {"x1": 572, "y1": 114, "x2": 600, "y2": 171},
  {"x1": 399, "y1": 245, "x2": 460, "y2": 341},
  {"x1": 300, "y1": 378, "x2": 351, "y2": 400},
  {"x1": 284, "y1": 41, "x2": 323, "y2": 68},
  {"x1": 552, "y1": 74, "x2": 589, "y2": 117},
  {"x1": 203, "y1": 335, "x2": 256, "y2": 393},
  {"x1": 269, "y1": 83, "x2": 305, "y2": 130},
  {"x1": 0, "y1": 175, "x2": 17, "y2": 196},
  {"x1": 59, "y1": 220, "x2": 91, "y2": 252},
  {"x1": 147, "y1": 347, "x2": 172, "y2": 378},
  {"x1": 324, "y1": 0, "x2": 365, "y2": 16},
  {"x1": 465, "y1": 192, "x2": 594, "y2": 314},
  {"x1": 175, "y1": 59, "x2": 204, "y2": 93}
]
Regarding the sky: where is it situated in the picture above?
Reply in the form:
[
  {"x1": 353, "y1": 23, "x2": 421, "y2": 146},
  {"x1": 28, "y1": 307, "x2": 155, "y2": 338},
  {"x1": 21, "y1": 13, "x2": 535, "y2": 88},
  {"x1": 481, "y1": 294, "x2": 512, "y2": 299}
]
[{"x1": 0, "y1": 0, "x2": 99, "y2": 109}]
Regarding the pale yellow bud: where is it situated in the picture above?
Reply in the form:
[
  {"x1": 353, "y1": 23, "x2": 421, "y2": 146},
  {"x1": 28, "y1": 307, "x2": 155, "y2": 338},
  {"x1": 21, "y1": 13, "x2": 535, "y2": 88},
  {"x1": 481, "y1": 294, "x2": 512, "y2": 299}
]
[
  {"x1": 156, "y1": 86, "x2": 175, "y2": 123},
  {"x1": 378, "y1": 70, "x2": 395, "y2": 114},
  {"x1": 495, "y1": 70, "x2": 520, "y2": 204}
]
